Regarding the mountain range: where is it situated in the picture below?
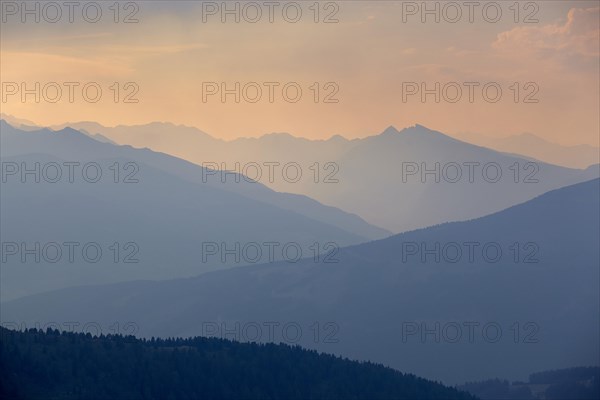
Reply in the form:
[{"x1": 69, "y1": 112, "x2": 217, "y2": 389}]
[
  {"x1": 4, "y1": 178, "x2": 598, "y2": 384},
  {"x1": 459, "y1": 131, "x2": 599, "y2": 170},
  {"x1": 28, "y1": 117, "x2": 598, "y2": 232},
  {"x1": 0, "y1": 120, "x2": 388, "y2": 300}
]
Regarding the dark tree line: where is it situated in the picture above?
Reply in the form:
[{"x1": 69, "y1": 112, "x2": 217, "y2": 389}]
[
  {"x1": 0, "y1": 327, "x2": 476, "y2": 400},
  {"x1": 458, "y1": 366, "x2": 599, "y2": 400}
]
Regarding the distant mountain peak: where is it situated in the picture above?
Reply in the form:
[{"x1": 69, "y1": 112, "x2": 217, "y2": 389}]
[
  {"x1": 52, "y1": 126, "x2": 88, "y2": 137},
  {"x1": 262, "y1": 132, "x2": 295, "y2": 139},
  {"x1": 369, "y1": 124, "x2": 462, "y2": 147},
  {"x1": 401, "y1": 124, "x2": 433, "y2": 133},
  {"x1": 380, "y1": 126, "x2": 400, "y2": 136},
  {"x1": 380, "y1": 124, "x2": 437, "y2": 137},
  {"x1": 327, "y1": 134, "x2": 348, "y2": 142}
]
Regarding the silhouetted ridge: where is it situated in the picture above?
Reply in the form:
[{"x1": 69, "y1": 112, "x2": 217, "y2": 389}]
[{"x1": 0, "y1": 327, "x2": 476, "y2": 400}]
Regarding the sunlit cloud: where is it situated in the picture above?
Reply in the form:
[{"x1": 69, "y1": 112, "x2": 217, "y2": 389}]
[{"x1": 493, "y1": 7, "x2": 600, "y2": 59}]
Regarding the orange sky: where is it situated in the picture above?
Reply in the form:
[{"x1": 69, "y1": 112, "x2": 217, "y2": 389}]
[{"x1": 0, "y1": 1, "x2": 598, "y2": 145}]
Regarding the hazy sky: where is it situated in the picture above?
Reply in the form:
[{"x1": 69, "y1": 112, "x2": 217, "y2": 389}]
[{"x1": 1, "y1": 1, "x2": 598, "y2": 145}]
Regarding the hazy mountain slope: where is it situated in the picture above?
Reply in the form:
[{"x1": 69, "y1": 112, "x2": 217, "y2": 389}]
[
  {"x1": 302, "y1": 125, "x2": 598, "y2": 231},
  {"x1": 0, "y1": 121, "x2": 389, "y2": 300},
  {"x1": 461, "y1": 132, "x2": 599, "y2": 169},
  {"x1": 0, "y1": 113, "x2": 39, "y2": 130},
  {"x1": 1, "y1": 120, "x2": 389, "y2": 240},
  {"x1": 62, "y1": 121, "x2": 597, "y2": 232},
  {"x1": 60, "y1": 121, "x2": 358, "y2": 167},
  {"x1": 5, "y1": 179, "x2": 598, "y2": 384}
]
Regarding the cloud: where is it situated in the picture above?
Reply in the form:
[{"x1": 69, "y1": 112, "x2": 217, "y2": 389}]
[
  {"x1": 0, "y1": 51, "x2": 135, "y2": 79},
  {"x1": 106, "y1": 43, "x2": 209, "y2": 55},
  {"x1": 493, "y1": 7, "x2": 599, "y2": 58}
]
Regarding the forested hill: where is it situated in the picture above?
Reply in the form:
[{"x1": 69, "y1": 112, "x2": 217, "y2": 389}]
[
  {"x1": 0, "y1": 327, "x2": 476, "y2": 400},
  {"x1": 458, "y1": 367, "x2": 599, "y2": 400}
]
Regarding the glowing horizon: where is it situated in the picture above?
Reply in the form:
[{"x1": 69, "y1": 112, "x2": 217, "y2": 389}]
[{"x1": 1, "y1": 1, "x2": 598, "y2": 146}]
